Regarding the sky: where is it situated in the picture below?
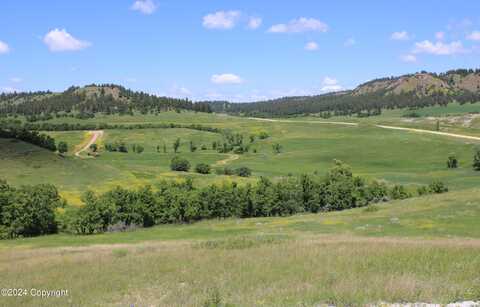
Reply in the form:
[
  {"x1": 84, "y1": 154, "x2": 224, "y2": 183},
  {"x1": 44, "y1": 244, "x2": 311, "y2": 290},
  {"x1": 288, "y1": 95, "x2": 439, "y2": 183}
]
[{"x1": 0, "y1": 0, "x2": 479, "y2": 102}]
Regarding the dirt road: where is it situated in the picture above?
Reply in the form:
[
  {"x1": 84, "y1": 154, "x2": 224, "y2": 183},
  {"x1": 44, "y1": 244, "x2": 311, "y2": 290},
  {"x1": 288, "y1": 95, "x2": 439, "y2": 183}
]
[
  {"x1": 247, "y1": 117, "x2": 358, "y2": 126},
  {"x1": 247, "y1": 116, "x2": 480, "y2": 141},
  {"x1": 213, "y1": 154, "x2": 240, "y2": 167},
  {"x1": 75, "y1": 130, "x2": 104, "y2": 157},
  {"x1": 376, "y1": 124, "x2": 480, "y2": 142}
]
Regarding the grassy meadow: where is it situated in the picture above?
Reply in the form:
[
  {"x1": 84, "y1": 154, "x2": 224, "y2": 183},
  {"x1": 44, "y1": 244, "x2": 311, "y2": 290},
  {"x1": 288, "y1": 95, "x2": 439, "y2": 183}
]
[
  {"x1": 1, "y1": 109, "x2": 480, "y2": 203},
  {"x1": 1, "y1": 189, "x2": 480, "y2": 306},
  {"x1": 1, "y1": 108, "x2": 480, "y2": 306}
]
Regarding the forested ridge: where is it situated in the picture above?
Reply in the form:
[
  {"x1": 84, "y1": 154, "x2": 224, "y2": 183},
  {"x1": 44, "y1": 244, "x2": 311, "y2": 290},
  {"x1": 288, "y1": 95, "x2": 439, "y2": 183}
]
[
  {"x1": 205, "y1": 69, "x2": 480, "y2": 117},
  {"x1": 0, "y1": 84, "x2": 212, "y2": 118}
]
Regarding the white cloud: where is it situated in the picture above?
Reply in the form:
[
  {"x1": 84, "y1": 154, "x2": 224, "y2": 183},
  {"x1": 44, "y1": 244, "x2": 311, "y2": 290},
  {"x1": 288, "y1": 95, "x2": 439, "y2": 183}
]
[
  {"x1": 400, "y1": 54, "x2": 417, "y2": 63},
  {"x1": 247, "y1": 17, "x2": 262, "y2": 30},
  {"x1": 413, "y1": 40, "x2": 467, "y2": 55},
  {"x1": 203, "y1": 11, "x2": 241, "y2": 30},
  {"x1": 10, "y1": 77, "x2": 22, "y2": 83},
  {"x1": 0, "y1": 41, "x2": 10, "y2": 54},
  {"x1": 43, "y1": 29, "x2": 91, "y2": 52},
  {"x1": 268, "y1": 17, "x2": 328, "y2": 33},
  {"x1": 321, "y1": 77, "x2": 343, "y2": 92},
  {"x1": 211, "y1": 73, "x2": 244, "y2": 84},
  {"x1": 391, "y1": 31, "x2": 410, "y2": 41},
  {"x1": 344, "y1": 38, "x2": 356, "y2": 47},
  {"x1": 131, "y1": 0, "x2": 157, "y2": 15},
  {"x1": 467, "y1": 31, "x2": 480, "y2": 41},
  {"x1": 304, "y1": 41, "x2": 318, "y2": 51},
  {"x1": 435, "y1": 32, "x2": 445, "y2": 40}
]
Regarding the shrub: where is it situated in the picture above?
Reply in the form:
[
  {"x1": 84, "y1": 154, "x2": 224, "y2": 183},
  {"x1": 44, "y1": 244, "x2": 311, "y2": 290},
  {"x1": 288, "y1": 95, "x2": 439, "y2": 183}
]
[
  {"x1": 170, "y1": 157, "x2": 191, "y2": 172},
  {"x1": 258, "y1": 131, "x2": 270, "y2": 139},
  {"x1": 57, "y1": 141, "x2": 68, "y2": 155},
  {"x1": 417, "y1": 186, "x2": 430, "y2": 196},
  {"x1": 133, "y1": 144, "x2": 144, "y2": 154},
  {"x1": 0, "y1": 182, "x2": 63, "y2": 238},
  {"x1": 195, "y1": 163, "x2": 211, "y2": 174},
  {"x1": 272, "y1": 143, "x2": 282, "y2": 154},
  {"x1": 235, "y1": 167, "x2": 252, "y2": 177},
  {"x1": 390, "y1": 185, "x2": 411, "y2": 200},
  {"x1": 428, "y1": 181, "x2": 448, "y2": 194},
  {"x1": 447, "y1": 154, "x2": 458, "y2": 169},
  {"x1": 364, "y1": 181, "x2": 389, "y2": 203},
  {"x1": 474, "y1": 148, "x2": 480, "y2": 171}
]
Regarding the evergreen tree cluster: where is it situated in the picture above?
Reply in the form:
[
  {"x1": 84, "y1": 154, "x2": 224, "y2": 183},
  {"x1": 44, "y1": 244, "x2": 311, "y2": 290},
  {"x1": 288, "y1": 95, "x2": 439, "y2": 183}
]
[
  {"x1": 0, "y1": 84, "x2": 212, "y2": 117},
  {"x1": 205, "y1": 90, "x2": 480, "y2": 118}
]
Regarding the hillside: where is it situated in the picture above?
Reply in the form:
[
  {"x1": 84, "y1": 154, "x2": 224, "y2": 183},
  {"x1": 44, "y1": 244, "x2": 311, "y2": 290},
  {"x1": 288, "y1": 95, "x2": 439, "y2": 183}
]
[
  {"x1": 354, "y1": 69, "x2": 480, "y2": 96},
  {"x1": 206, "y1": 69, "x2": 480, "y2": 117},
  {"x1": 0, "y1": 84, "x2": 212, "y2": 119}
]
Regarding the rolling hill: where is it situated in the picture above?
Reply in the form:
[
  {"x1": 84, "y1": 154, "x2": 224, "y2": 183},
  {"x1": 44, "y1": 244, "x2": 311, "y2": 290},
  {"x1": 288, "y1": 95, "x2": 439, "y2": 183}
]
[
  {"x1": 0, "y1": 84, "x2": 212, "y2": 119},
  {"x1": 206, "y1": 69, "x2": 480, "y2": 117}
]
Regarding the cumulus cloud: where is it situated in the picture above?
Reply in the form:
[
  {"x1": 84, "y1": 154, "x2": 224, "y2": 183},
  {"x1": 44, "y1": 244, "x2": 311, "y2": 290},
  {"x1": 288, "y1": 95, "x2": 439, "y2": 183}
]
[
  {"x1": 413, "y1": 40, "x2": 467, "y2": 55},
  {"x1": 131, "y1": 0, "x2": 157, "y2": 15},
  {"x1": 400, "y1": 54, "x2": 417, "y2": 63},
  {"x1": 0, "y1": 40, "x2": 10, "y2": 54},
  {"x1": 43, "y1": 29, "x2": 91, "y2": 52},
  {"x1": 247, "y1": 17, "x2": 262, "y2": 30},
  {"x1": 467, "y1": 31, "x2": 480, "y2": 41},
  {"x1": 203, "y1": 11, "x2": 241, "y2": 29},
  {"x1": 344, "y1": 38, "x2": 356, "y2": 47},
  {"x1": 211, "y1": 73, "x2": 244, "y2": 84},
  {"x1": 268, "y1": 17, "x2": 328, "y2": 33},
  {"x1": 304, "y1": 41, "x2": 318, "y2": 51},
  {"x1": 321, "y1": 77, "x2": 343, "y2": 92},
  {"x1": 391, "y1": 31, "x2": 410, "y2": 41}
]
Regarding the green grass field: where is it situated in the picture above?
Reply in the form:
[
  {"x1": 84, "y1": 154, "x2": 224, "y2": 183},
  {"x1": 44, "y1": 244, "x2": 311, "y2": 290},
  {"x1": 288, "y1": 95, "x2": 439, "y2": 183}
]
[
  {"x1": 3, "y1": 111, "x2": 480, "y2": 197},
  {"x1": 1, "y1": 109, "x2": 480, "y2": 306}
]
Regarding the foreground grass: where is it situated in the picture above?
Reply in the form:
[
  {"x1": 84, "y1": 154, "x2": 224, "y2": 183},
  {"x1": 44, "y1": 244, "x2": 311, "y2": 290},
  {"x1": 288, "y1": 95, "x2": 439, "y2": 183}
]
[
  {"x1": 2, "y1": 236, "x2": 480, "y2": 306},
  {"x1": 1, "y1": 190, "x2": 480, "y2": 306}
]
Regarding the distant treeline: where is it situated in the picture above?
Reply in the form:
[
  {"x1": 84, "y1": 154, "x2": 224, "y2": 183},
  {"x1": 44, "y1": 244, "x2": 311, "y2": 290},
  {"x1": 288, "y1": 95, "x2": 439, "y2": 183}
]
[
  {"x1": 205, "y1": 90, "x2": 480, "y2": 118},
  {"x1": 1, "y1": 119, "x2": 222, "y2": 133},
  {"x1": 0, "y1": 84, "x2": 212, "y2": 117},
  {"x1": 0, "y1": 161, "x2": 448, "y2": 239}
]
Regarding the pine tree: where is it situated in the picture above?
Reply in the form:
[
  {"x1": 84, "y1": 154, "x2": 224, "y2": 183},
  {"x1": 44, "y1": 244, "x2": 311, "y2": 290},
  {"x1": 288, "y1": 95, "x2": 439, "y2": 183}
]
[{"x1": 473, "y1": 148, "x2": 480, "y2": 171}]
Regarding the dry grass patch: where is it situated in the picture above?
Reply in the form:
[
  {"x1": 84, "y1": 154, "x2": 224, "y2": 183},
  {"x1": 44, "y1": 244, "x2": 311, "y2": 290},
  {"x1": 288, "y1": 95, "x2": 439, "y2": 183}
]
[{"x1": 1, "y1": 235, "x2": 480, "y2": 306}]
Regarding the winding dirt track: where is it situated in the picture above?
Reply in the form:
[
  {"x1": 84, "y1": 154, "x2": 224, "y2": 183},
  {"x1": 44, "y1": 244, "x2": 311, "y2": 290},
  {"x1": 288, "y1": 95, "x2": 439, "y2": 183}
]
[
  {"x1": 247, "y1": 117, "x2": 480, "y2": 142},
  {"x1": 75, "y1": 130, "x2": 104, "y2": 157},
  {"x1": 375, "y1": 124, "x2": 480, "y2": 142},
  {"x1": 247, "y1": 117, "x2": 358, "y2": 126},
  {"x1": 213, "y1": 154, "x2": 240, "y2": 167}
]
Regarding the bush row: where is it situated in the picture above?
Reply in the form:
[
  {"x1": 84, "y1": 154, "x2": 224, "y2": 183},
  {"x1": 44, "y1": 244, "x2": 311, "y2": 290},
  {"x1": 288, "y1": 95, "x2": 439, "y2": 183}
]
[
  {"x1": 62, "y1": 161, "x2": 447, "y2": 235},
  {"x1": 0, "y1": 161, "x2": 450, "y2": 238}
]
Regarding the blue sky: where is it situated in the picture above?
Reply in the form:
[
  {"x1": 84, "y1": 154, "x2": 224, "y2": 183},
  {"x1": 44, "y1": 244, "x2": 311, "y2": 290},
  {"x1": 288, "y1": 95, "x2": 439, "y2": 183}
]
[{"x1": 0, "y1": 0, "x2": 479, "y2": 101}]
